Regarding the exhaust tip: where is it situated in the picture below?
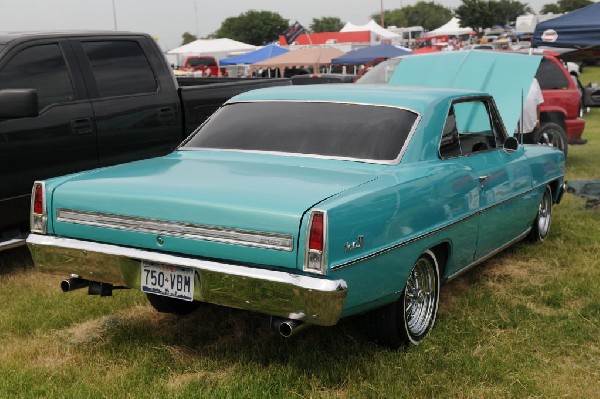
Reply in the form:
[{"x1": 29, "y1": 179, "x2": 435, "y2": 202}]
[
  {"x1": 270, "y1": 317, "x2": 308, "y2": 338},
  {"x1": 60, "y1": 278, "x2": 88, "y2": 292},
  {"x1": 279, "y1": 322, "x2": 295, "y2": 338}
]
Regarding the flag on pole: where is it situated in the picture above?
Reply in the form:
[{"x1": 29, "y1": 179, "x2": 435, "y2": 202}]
[{"x1": 282, "y1": 21, "x2": 306, "y2": 45}]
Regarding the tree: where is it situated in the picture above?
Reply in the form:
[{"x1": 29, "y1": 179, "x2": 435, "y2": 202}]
[
  {"x1": 489, "y1": 0, "x2": 532, "y2": 25},
  {"x1": 455, "y1": 0, "x2": 495, "y2": 34},
  {"x1": 214, "y1": 10, "x2": 289, "y2": 46},
  {"x1": 557, "y1": 0, "x2": 593, "y2": 12},
  {"x1": 181, "y1": 32, "x2": 197, "y2": 45},
  {"x1": 540, "y1": 3, "x2": 562, "y2": 13},
  {"x1": 310, "y1": 17, "x2": 344, "y2": 33},
  {"x1": 373, "y1": 1, "x2": 452, "y2": 31}
]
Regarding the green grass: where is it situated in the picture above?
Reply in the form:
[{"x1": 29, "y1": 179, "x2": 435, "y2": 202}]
[{"x1": 1, "y1": 68, "x2": 600, "y2": 398}]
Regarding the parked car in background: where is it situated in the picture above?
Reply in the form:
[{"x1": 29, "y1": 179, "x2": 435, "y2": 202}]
[
  {"x1": 529, "y1": 51, "x2": 586, "y2": 149},
  {"x1": 181, "y1": 55, "x2": 227, "y2": 77},
  {"x1": 28, "y1": 52, "x2": 565, "y2": 348}
]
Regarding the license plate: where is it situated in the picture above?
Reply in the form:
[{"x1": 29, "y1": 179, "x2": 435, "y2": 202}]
[{"x1": 141, "y1": 261, "x2": 195, "y2": 301}]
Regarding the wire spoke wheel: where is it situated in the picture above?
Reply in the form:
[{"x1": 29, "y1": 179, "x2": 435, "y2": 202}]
[
  {"x1": 371, "y1": 250, "x2": 440, "y2": 348},
  {"x1": 404, "y1": 256, "x2": 438, "y2": 338},
  {"x1": 528, "y1": 186, "x2": 553, "y2": 242}
]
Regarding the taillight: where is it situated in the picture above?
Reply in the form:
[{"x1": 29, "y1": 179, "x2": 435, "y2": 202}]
[
  {"x1": 304, "y1": 210, "x2": 327, "y2": 274},
  {"x1": 309, "y1": 213, "x2": 324, "y2": 251},
  {"x1": 30, "y1": 181, "x2": 47, "y2": 234}
]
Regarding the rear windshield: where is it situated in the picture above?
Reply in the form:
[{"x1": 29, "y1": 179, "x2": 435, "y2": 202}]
[{"x1": 183, "y1": 101, "x2": 418, "y2": 162}]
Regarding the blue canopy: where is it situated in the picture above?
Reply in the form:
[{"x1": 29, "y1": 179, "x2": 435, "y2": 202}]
[
  {"x1": 532, "y1": 3, "x2": 600, "y2": 48},
  {"x1": 331, "y1": 44, "x2": 412, "y2": 65},
  {"x1": 220, "y1": 44, "x2": 289, "y2": 66}
]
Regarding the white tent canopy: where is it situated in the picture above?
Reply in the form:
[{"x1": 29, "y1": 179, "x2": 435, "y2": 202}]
[
  {"x1": 426, "y1": 17, "x2": 474, "y2": 37},
  {"x1": 341, "y1": 20, "x2": 399, "y2": 39},
  {"x1": 167, "y1": 38, "x2": 257, "y2": 64}
]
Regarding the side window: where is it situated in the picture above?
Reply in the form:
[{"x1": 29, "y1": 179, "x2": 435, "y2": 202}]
[
  {"x1": 0, "y1": 44, "x2": 75, "y2": 110},
  {"x1": 535, "y1": 58, "x2": 570, "y2": 90},
  {"x1": 440, "y1": 100, "x2": 500, "y2": 159},
  {"x1": 82, "y1": 41, "x2": 157, "y2": 97}
]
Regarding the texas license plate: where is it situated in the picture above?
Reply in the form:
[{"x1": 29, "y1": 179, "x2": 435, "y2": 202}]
[{"x1": 141, "y1": 261, "x2": 195, "y2": 301}]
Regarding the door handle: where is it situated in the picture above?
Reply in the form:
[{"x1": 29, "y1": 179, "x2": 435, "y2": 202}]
[
  {"x1": 158, "y1": 107, "x2": 176, "y2": 124},
  {"x1": 478, "y1": 175, "x2": 490, "y2": 188},
  {"x1": 70, "y1": 118, "x2": 94, "y2": 135}
]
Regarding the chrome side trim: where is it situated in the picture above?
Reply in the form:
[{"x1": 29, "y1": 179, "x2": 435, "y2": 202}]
[
  {"x1": 56, "y1": 209, "x2": 294, "y2": 252},
  {"x1": 445, "y1": 229, "x2": 530, "y2": 282},
  {"x1": 26, "y1": 234, "x2": 347, "y2": 326},
  {"x1": 331, "y1": 211, "x2": 478, "y2": 271},
  {"x1": 332, "y1": 184, "x2": 548, "y2": 271}
]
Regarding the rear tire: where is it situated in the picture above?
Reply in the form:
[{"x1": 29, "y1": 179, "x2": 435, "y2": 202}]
[
  {"x1": 372, "y1": 250, "x2": 440, "y2": 348},
  {"x1": 528, "y1": 186, "x2": 553, "y2": 242},
  {"x1": 533, "y1": 122, "x2": 568, "y2": 158},
  {"x1": 146, "y1": 293, "x2": 200, "y2": 315}
]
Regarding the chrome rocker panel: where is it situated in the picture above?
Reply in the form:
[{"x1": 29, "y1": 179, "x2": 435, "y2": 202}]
[{"x1": 26, "y1": 234, "x2": 348, "y2": 326}]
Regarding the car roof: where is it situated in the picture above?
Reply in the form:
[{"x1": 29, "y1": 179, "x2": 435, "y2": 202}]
[
  {"x1": 230, "y1": 84, "x2": 485, "y2": 115},
  {"x1": 0, "y1": 31, "x2": 147, "y2": 45}
]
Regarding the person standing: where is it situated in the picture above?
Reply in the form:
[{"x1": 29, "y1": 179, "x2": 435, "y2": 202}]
[{"x1": 517, "y1": 77, "x2": 544, "y2": 134}]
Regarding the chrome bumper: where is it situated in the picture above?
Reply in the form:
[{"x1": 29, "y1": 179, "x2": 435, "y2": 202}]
[{"x1": 26, "y1": 234, "x2": 347, "y2": 326}]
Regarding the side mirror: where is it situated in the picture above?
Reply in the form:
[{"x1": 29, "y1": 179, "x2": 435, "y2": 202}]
[
  {"x1": 504, "y1": 136, "x2": 519, "y2": 152},
  {"x1": 0, "y1": 89, "x2": 39, "y2": 119}
]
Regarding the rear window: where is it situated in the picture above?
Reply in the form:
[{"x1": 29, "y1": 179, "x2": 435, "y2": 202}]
[
  {"x1": 183, "y1": 101, "x2": 418, "y2": 162},
  {"x1": 188, "y1": 57, "x2": 217, "y2": 67},
  {"x1": 535, "y1": 58, "x2": 570, "y2": 90}
]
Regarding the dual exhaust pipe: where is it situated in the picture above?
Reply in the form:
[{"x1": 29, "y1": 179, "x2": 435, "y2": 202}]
[{"x1": 62, "y1": 278, "x2": 309, "y2": 337}]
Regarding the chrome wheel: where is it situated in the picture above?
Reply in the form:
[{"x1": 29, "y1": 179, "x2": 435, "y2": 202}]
[
  {"x1": 404, "y1": 255, "x2": 438, "y2": 338},
  {"x1": 536, "y1": 189, "x2": 552, "y2": 238},
  {"x1": 528, "y1": 186, "x2": 553, "y2": 243},
  {"x1": 371, "y1": 250, "x2": 440, "y2": 348}
]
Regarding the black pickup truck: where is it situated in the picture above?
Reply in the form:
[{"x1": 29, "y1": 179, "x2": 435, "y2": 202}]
[{"x1": 0, "y1": 31, "x2": 290, "y2": 250}]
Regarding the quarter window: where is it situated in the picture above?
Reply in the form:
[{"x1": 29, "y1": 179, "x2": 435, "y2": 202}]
[
  {"x1": 440, "y1": 100, "x2": 501, "y2": 159},
  {"x1": 82, "y1": 41, "x2": 157, "y2": 97},
  {"x1": 0, "y1": 44, "x2": 75, "y2": 110}
]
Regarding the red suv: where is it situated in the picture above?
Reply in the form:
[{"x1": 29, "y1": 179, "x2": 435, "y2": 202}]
[
  {"x1": 531, "y1": 52, "x2": 586, "y2": 155},
  {"x1": 182, "y1": 56, "x2": 227, "y2": 77}
]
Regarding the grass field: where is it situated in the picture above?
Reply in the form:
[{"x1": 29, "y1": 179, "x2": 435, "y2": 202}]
[{"x1": 1, "y1": 68, "x2": 599, "y2": 398}]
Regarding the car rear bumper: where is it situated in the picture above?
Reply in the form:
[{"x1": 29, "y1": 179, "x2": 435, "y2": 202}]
[
  {"x1": 565, "y1": 117, "x2": 586, "y2": 142},
  {"x1": 26, "y1": 234, "x2": 347, "y2": 326}
]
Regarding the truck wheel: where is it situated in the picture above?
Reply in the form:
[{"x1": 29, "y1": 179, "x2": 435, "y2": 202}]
[
  {"x1": 372, "y1": 250, "x2": 440, "y2": 348},
  {"x1": 528, "y1": 186, "x2": 552, "y2": 243},
  {"x1": 533, "y1": 122, "x2": 568, "y2": 158},
  {"x1": 146, "y1": 293, "x2": 199, "y2": 315}
]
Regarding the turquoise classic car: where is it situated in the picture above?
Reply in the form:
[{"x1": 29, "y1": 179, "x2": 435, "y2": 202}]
[{"x1": 27, "y1": 52, "x2": 565, "y2": 348}]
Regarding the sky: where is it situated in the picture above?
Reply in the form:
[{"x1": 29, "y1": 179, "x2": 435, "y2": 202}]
[{"x1": 1, "y1": 0, "x2": 559, "y2": 51}]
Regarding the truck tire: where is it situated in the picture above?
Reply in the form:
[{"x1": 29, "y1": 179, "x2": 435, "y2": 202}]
[{"x1": 533, "y1": 122, "x2": 568, "y2": 158}]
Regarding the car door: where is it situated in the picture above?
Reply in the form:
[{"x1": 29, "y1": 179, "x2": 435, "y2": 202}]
[
  {"x1": 0, "y1": 39, "x2": 96, "y2": 231},
  {"x1": 448, "y1": 98, "x2": 534, "y2": 260},
  {"x1": 70, "y1": 37, "x2": 183, "y2": 167}
]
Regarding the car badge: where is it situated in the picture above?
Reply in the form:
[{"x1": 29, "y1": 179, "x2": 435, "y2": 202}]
[{"x1": 344, "y1": 235, "x2": 364, "y2": 252}]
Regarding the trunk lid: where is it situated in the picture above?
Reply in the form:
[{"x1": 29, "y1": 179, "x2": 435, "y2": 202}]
[{"x1": 50, "y1": 150, "x2": 380, "y2": 268}]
